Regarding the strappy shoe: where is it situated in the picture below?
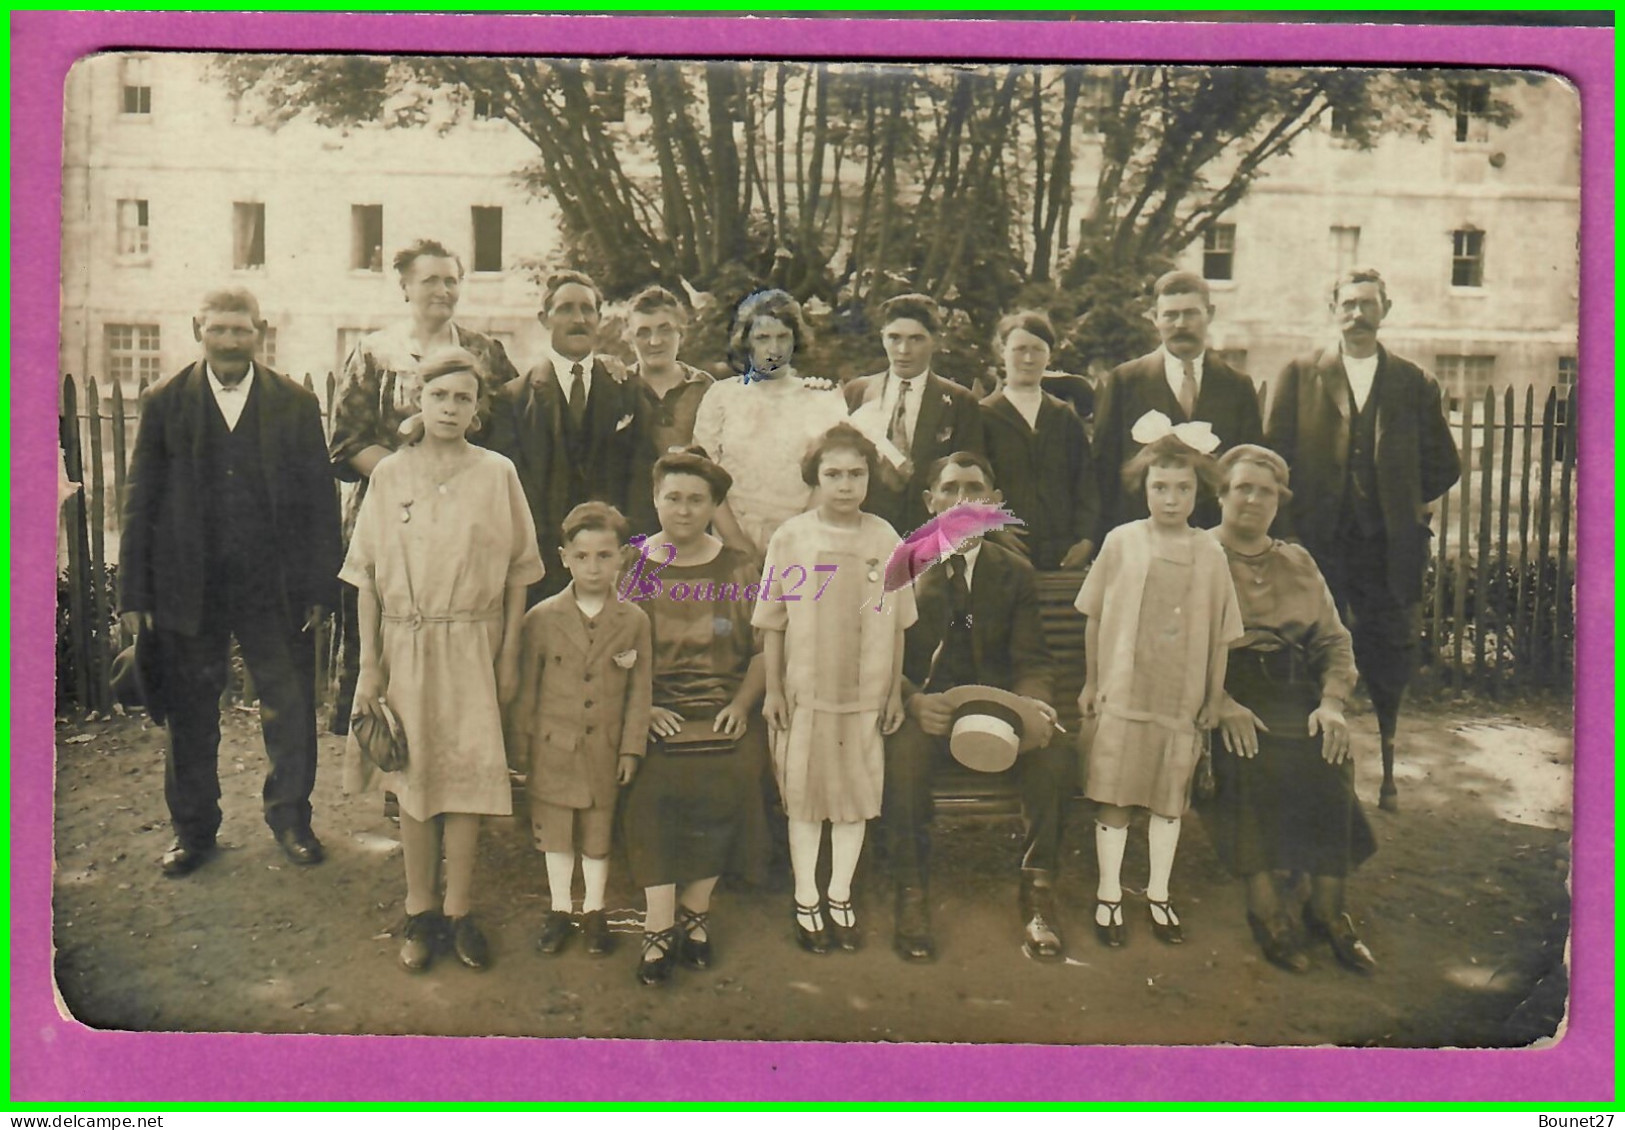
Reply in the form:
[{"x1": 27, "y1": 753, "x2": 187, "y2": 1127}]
[
  {"x1": 826, "y1": 897, "x2": 861, "y2": 953},
  {"x1": 794, "y1": 900, "x2": 831, "y2": 955},
  {"x1": 1147, "y1": 898, "x2": 1185, "y2": 945},
  {"x1": 1304, "y1": 907, "x2": 1376, "y2": 974},
  {"x1": 1094, "y1": 899, "x2": 1126, "y2": 948},
  {"x1": 1248, "y1": 911, "x2": 1311, "y2": 973},
  {"x1": 677, "y1": 905, "x2": 713, "y2": 970},
  {"x1": 637, "y1": 925, "x2": 682, "y2": 986}
]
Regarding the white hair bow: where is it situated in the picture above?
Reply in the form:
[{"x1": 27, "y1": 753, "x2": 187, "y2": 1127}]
[{"x1": 1130, "y1": 409, "x2": 1221, "y2": 455}]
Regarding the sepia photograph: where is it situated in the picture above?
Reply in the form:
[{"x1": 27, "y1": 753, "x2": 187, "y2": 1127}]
[{"x1": 19, "y1": 11, "x2": 1608, "y2": 1103}]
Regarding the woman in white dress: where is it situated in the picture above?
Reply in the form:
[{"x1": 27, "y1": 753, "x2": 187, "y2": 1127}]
[{"x1": 691, "y1": 290, "x2": 849, "y2": 557}]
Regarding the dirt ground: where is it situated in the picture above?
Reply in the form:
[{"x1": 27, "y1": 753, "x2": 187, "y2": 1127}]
[{"x1": 50, "y1": 692, "x2": 1571, "y2": 1047}]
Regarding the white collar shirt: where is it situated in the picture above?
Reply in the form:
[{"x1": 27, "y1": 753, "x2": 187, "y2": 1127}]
[
  {"x1": 550, "y1": 347, "x2": 594, "y2": 405},
  {"x1": 880, "y1": 368, "x2": 931, "y2": 440},
  {"x1": 205, "y1": 363, "x2": 256, "y2": 432},
  {"x1": 1341, "y1": 350, "x2": 1379, "y2": 412},
  {"x1": 1160, "y1": 347, "x2": 1205, "y2": 407}
]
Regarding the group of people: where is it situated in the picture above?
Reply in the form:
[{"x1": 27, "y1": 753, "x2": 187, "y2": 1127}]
[{"x1": 116, "y1": 235, "x2": 1460, "y2": 984}]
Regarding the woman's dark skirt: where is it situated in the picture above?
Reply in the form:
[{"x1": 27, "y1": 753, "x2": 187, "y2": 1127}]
[
  {"x1": 1204, "y1": 650, "x2": 1376, "y2": 878},
  {"x1": 623, "y1": 712, "x2": 772, "y2": 889}
]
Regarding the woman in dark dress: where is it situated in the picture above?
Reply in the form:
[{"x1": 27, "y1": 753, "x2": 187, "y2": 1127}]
[
  {"x1": 979, "y1": 310, "x2": 1099, "y2": 571},
  {"x1": 621, "y1": 449, "x2": 771, "y2": 985},
  {"x1": 1207, "y1": 444, "x2": 1377, "y2": 974}
]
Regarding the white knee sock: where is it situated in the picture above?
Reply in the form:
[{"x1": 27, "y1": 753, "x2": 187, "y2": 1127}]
[
  {"x1": 544, "y1": 851, "x2": 576, "y2": 913},
  {"x1": 581, "y1": 855, "x2": 609, "y2": 914},
  {"x1": 826, "y1": 820, "x2": 866, "y2": 904},
  {"x1": 1095, "y1": 821, "x2": 1128, "y2": 904},
  {"x1": 1146, "y1": 815, "x2": 1182, "y2": 905},
  {"x1": 787, "y1": 819, "x2": 824, "y2": 911}
]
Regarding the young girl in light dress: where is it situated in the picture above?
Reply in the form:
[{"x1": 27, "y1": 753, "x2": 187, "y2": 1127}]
[
  {"x1": 755, "y1": 423, "x2": 915, "y2": 954},
  {"x1": 1075, "y1": 419, "x2": 1243, "y2": 949}
]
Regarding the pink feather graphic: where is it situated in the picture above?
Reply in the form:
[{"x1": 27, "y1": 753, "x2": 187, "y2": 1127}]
[{"x1": 882, "y1": 503, "x2": 1025, "y2": 594}]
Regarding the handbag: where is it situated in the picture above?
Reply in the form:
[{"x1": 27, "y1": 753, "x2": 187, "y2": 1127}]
[
  {"x1": 658, "y1": 717, "x2": 740, "y2": 755},
  {"x1": 352, "y1": 697, "x2": 409, "y2": 773}
]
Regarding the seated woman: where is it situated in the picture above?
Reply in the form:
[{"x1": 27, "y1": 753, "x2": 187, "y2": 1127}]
[
  {"x1": 1207, "y1": 444, "x2": 1377, "y2": 974},
  {"x1": 690, "y1": 289, "x2": 849, "y2": 556},
  {"x1": 979, "y1": 310, "x2": 1099, "y2": 570},
  {"x1": 621, "y1": 449, "x2": 772, "y2": 985}
]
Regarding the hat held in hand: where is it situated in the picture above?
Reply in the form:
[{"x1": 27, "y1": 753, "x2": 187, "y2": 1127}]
[{"x1": 938, "y1": 684, "x2": 1053, "y2": 773}]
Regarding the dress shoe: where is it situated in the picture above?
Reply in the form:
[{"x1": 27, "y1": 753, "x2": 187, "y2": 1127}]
[
  {"x1": 892, "y1": 886, "x2": 936, "y2": 962},
  {"x1": 448, "y1": 914, "x2": 491, "y2": 970},
  {"x1": 794, "y1": 901, "x2": 831, "y2": 955},
  {"x1": 1147, "y1": 898, "x2": 1185, "y2": 945},
  {"x1": 160, "y1": 839, "x2": 214, "y2": 878},
  {"x1": 399, "y1": 910, "x2": 442, "y2": 973},
  {"x1": 274, "y1": 826, "x2": 325, "y2": 866},
  {"x1": 1248, "y1": 911, "x2": 1310, "y2": 973},
  {"x1": 1305, "y1": 908, "x2": 1377, "y2": 973},
  {"x1": 637, "y1": 925, "x2": 682, "y2": 986},
  {"x1": 677, "y1": 906, "x2": 713, "y2": 968},
  {"x1": 1094, "y1": 899, "x2": 1126, "y2": 948},
  {"x1": 535, "y1": 910, "x2": 574, "y2": 955},
  {"x1": 581, "y1": 909, "x2": 615, "y2": 957},
  {"x1": 826, "y1": 897, "x2": 861, "y2": 953},
  {"x1": 1018, "y1": 875, "x2": 1065, "y2": 962}
]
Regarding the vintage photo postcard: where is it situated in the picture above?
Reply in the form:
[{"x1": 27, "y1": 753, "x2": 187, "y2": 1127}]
[{"x1": 13, "y1": 11, "x2": 1612, "y2": 1105}]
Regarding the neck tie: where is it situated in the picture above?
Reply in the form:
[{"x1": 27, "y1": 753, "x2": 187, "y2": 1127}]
[
  {"x1": 946, "y1": 554, "x2": 971, "y2": 629},
  {"x1": 889, "y1": 377, "x2": 915, "y2": 453},
  {"x1": 1178, "y1": 358, "x2": 1198, "y2": 418},
  {"x1": 567, "y1": 361, "x2": 587, "y2": 428}
]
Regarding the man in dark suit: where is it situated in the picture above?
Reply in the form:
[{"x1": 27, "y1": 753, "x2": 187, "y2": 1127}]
[
  {"x1": 1092, "y1": 270, "x2": 1263, "y2": 538},
  {"x1": 1266, "y1": 267, "x2": 1461, "y2": 811},
  {"x1": 119, "y1": 287, "x2": 341, "y2": 876},
  {"x1": 843, "y1": 294, "x2": 983, "y2": 537},
  {"x1": 484, "y1": 270, "x2": 656, "y2": 602},
  {"x1": 883, "y1": 452, "x2": 1072, "y2": 963}
]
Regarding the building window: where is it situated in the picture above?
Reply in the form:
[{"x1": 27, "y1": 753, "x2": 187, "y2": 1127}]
[
  {"x1": 116, "y1": 198, "x2": 149, "y2": 258},
  {"x1": 1454, "y1": 83, "x2": 1491, "y2": 144},
  {"x1": 1556, "y1": 355, "x2": 1577, "y2": 390},
  {"x1": 259, "y1": 326, "x2": 278, "y2": 370},
  {"x1": 232, "y1": 202, "x2": 266, "y2": 270},
  {"x1": 1451, "y1": 228, "x2": 1485, "y2": 287},
  {"x1": 472, "y1": 90, "x2": 504, "y2": 120},
  {"x1": 1330, "y1": 226, "x2": 1361, "y2": 276},
  {"x1": 471, "y1": 207, "x2": 503, "y2": 274},
  {"x1": 120, "y1": 55, "x2": 152, "y2": 116},
  {"x1": 105, "y1": 324, "x2": 162, "y2": 387},
  {"x1": 1202, "y1": 224, "x2": 1235, "y2": 282},
  {"x1": 350, "y1": 205, "x2": 384, "y2": 272},
  {"x1": 1435, "y1": 355, "x2": 1496, "y2": 412},
  {"x1": 1555, "y1": 356, "x2": 1576, "y2": 459}
]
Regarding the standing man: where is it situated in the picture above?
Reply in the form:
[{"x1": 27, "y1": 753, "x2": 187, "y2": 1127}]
[
  {"x1": 844, "y1": 294, "x2": 983, "y2": 537},
  {"x1": 119, "y1": 287, "x2": 341, "y2": 876},
  {"x1": 484, "y1": 270, "x2": 655, "y2": 601},
  {"x1": 1265, "y1": 267, "x2": 1460, "y2": 811},
  {"x1": 882, "y1": 452, "x2": 1073, "y2": 963},
  {"x1": 1092, "y1": 270, "x2": 1262, "y2": 537}
]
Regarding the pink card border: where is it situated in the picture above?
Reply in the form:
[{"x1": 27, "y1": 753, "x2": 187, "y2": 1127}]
[{"x1": 10, "y1": 12, "x2": 1613, "y2": 1104}]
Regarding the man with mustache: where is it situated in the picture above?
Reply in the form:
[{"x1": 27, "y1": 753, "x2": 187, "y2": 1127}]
[
  {"x1": 1264, "y1": 267, "x2": 1460, "y2": 812},
  {"x1": 118, "y1": 286, "x2": 341, "y2": 876},
  {"x1": 485, "y1": 270, "x2": 656, "y2": 602},
  {"x1": 1091, "y1": 270, "x2": 1263, "y2": 538}
]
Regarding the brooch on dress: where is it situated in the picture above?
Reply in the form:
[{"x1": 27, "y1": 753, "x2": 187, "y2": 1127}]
[{"x1": 400, "y1": 500, "x2": 414, "y2": 524}]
